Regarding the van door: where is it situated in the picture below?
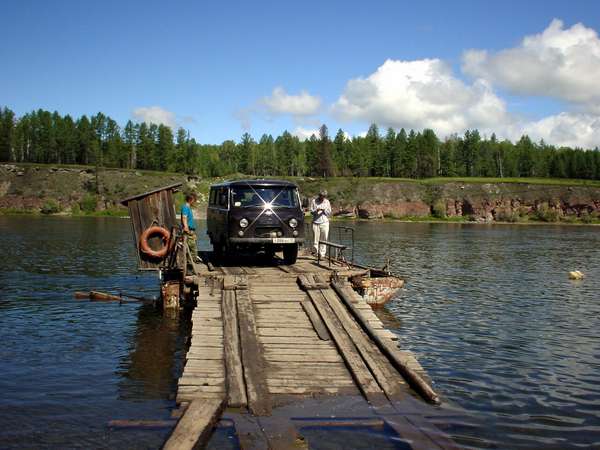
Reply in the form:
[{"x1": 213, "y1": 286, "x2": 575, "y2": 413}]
[{"x1": 208, "y1": 187, "x2": 229, "y2": 249}]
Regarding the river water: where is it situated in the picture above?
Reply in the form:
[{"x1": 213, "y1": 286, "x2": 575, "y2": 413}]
[{"x1": 0, "y1": 216, "x2": 599, "y2": 449}]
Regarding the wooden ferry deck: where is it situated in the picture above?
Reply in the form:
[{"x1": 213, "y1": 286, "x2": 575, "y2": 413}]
[{"x1": 165, "y1": 255, "x2": 459, "y2": 450}]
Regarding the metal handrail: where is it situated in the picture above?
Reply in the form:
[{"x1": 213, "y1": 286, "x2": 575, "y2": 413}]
[{"x1": 306, "y1": 222, "x2": 355, "y2": 266}]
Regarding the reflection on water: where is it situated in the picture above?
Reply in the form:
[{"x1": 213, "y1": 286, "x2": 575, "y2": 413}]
[
  {"x1": 353, "y1": 222, "x2": 600, "y2": 449},
  {"x1": 117, "y1": 304, "x2": 191, "y2": 402},
  {"x1": 0, "y1": 216, "x2": 190, "y2": 449},
  {"x1": 1, "y1": 217, "x2": 599, "y2": 449}
]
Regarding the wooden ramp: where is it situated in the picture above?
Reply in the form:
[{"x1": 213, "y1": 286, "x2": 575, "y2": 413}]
[{"x1": 164, "y1": 258, "x2": 458, "y2": 450}]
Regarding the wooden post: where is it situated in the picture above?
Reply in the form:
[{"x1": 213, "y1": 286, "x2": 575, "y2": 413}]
[{"x1": 162, "y1": 280, "x2": 180, "y2": 310}]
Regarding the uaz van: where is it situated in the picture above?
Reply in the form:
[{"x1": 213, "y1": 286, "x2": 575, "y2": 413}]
[{"x1": 207, "y1": 180, "x2": 304, "y2": 264}]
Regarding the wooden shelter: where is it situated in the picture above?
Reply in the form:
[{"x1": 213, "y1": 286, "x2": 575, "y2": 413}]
[{"x1": 121, "y1": 183, "x2": 182, "y2": 270}]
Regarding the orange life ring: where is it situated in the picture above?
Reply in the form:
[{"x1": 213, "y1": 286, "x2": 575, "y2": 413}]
[{"x1": 139, "y1": 226, "x2": 171, "y2": 259}]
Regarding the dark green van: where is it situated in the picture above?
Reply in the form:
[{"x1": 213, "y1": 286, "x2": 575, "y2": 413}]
[{"x1": 207, "y1": 179, "x2": 304, "y2": 264}]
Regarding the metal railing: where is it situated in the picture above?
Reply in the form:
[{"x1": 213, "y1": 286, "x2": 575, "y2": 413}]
[{"x1": 305, "y1": 222, "x2": 355, "y2": 266}]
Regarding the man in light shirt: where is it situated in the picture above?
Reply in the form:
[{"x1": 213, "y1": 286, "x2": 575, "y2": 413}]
[{"x1": 310, "y1": 190, "x2": 331, "y2": 258}]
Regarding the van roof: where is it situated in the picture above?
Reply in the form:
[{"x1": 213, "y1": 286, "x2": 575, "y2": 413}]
[{"x1": 210, "y1": 179, "x2": 298, "y2": 189}]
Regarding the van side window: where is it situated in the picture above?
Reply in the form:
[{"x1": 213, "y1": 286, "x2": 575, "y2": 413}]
[
  {"x1": 218, "y1": 188, "x2": 228, "y2": 208},
  {"x1": 209, "y1": 188, "x2": 216, "y2": 206}
]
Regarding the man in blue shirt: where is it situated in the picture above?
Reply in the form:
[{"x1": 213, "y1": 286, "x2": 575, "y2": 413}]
[{"x1": 181, "y1": 193, "x2": 200, "y2": 262}]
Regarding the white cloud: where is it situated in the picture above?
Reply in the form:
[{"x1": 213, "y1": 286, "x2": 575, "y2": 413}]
[
  {"x1": 262, "y1": 87, "x2": 322, "y2": 117},
  {"x1": 331, "y1": 58, "x2": 512, "y2": 136},
  {"x1": 462, "y1": 19, "x2": 600, "y2": 107},
  {"x1": 132, "y1": 106, "x2": 177, "y2": 128},
  {"x1": 521, "y1": 112, "x2": 600, "y2": 149},
  {"x1": 292, "y1": 126, "x2": 319, "y2": 141}
]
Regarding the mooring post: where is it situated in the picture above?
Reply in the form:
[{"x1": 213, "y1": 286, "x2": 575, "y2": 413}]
[{"x1": 161, "y1": 279, "x2": 181, "y2": 310}]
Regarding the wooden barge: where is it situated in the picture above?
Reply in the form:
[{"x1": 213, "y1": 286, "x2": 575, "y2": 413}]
[{"x1": 121, "y1": 185, "x2": 458, "y2": 450}]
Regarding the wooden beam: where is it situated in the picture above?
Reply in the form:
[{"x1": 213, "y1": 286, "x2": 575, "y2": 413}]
[
  {"x1": 301, "y1": 300, "x2": 331, "y2": 341},
  {"x1": 320, "y1": 289, "x2": 405, "y2": 400},
  {"x1": 236, "y1": 289, "x2": 272, "y2": 416},
  {"x1": 222, "y1": 289, "x2": 247, "y2": 408},
  {"x1": 332, "y1": 282, "x2": 440, "y2": 405},
  {"x1": 305, "y1": 289, "x2": 386, "y2": 406},
  {"x1": 162, "y1": 397, "x2": 225, "y2": 450}
]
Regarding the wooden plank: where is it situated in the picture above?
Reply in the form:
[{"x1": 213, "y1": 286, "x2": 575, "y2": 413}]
[
  {"x1": 163, "y1": 397, "x2": 225, "y2": 450},
  {"x1": 305, "y1": 290, "x2": 386, "y2": 406},
  {"x1": 222, "y1": 289, "x2": 247, "y2": 408},
  {"x1": 331, "y1": 282, "x2": 439, "y2": 405},
  {"x1": 263, "y1": 348, "x2": 340, "y2": 356},
  {"x1": 263, "y1": 353, "x2": 342, "y2": 363},
  {"x1": 178, "y1": 377, "x2": 225, "y2": 386},
  {"x1": 267, "y1": 386, "x2": 358, "y2": 395},
  {"x1": 259, "y1": 336, "x2": 324, "y2": 344},
  {"x1": 257, "y1": 328, "x2": 315, "y2": 337},
  {"x1": 266, "y1": 378, "x2": 355, "y2": 387},
  {"x1": 301, "y1": 300, "x2": 331, "y2": 341},
  {"x1": 236, "y1": 289, "x2": 271, "y2": 416},
  {"x1": 320, "y1": 289, "x2": 406, "y2": 399}
]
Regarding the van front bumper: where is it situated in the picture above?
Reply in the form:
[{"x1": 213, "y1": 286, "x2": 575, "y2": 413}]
[{"x1": 228, "y1": 237, "x2": 304, "y2": 244}]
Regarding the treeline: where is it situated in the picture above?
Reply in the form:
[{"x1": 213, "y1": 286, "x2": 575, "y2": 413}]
[{"x1": 1, "y1": 107, "x2": 599, "y2": 180}]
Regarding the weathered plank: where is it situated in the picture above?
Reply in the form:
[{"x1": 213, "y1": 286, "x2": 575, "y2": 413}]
[
  {"x1": 267, "y1": 386, "x2": 358, "y2": 395},
  {"x1": 263, "y1": 353, "x2": 342, "y2": 363},
  {"x1": 305, "y1": 289, "x2": 386, "y2": 405},
  {"x1": 257, "y1": 328, "x2": 315, "y2": 337},
  {"x1": 222, "y1": 289, "x2": 247, "y2": 408},
  {"x1": 321, "y1": 289, "x2": 405, "y2": 399},
  {"x1": 236, "y1": 289, "x2": 272, "y2": 416},
  {"x1": 301, "y1": 299, "x2": 331, "y2": 341},
  {"x1": 163, "y1": 398, "x2": 225, "y2": 450},
  {"x1": 332, "y1": 282, "x2": 440, "y2": 405}
]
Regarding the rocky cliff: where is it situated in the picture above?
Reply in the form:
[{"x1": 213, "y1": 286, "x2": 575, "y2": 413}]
[
  {"x1": 297, "y1": 178, "x2": 600, "y2": 223},
  {"x1": 2, "y1": 164, "x2": 599, "y2": 223}
]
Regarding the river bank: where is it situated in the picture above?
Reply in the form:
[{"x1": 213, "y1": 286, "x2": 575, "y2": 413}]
[{"x1": 1, "y1": 163, "x2": 599, "y2": 224}]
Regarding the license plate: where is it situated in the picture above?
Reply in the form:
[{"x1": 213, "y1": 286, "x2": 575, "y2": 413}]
[{"x1": 273, "y1": 238, "x2": 294, "y2": 244}]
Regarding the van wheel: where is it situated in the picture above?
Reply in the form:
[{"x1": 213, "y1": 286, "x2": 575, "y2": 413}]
[{"x1": 283, "y1": 244, "x2": 298, "y2": 265}]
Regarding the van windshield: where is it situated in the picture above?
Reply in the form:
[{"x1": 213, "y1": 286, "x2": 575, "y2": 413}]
[{"x1": 231, "y1": 186, "x2": 299, "y2": 208}]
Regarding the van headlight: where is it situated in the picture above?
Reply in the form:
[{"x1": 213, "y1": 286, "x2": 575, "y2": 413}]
[
  {"x1": 239, "y1": 218, "x2": 249, "y2": 228},
  {"x1": 289, "y1": 218, "x2": 298, "y2": 228}
]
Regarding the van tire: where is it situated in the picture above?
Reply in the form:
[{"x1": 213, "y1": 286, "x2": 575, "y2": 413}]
[{"x1": 283, "y1": 244, "x2": 298, "y2": 265}]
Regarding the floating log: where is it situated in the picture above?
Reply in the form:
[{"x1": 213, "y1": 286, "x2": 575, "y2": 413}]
[
  {"x1": 73, "y1": 290, "x2": 155, "y2": 303},
  {"x1": 74, "y1": 291, "x2": 122, "y2": 301}
]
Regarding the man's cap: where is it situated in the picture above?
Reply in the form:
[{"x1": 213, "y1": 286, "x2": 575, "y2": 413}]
[{"x1": 319, "y1": 189, "x2": 328, "y2": 196}]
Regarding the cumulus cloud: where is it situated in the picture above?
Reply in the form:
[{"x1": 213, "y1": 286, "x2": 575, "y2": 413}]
[
  {"x1": 291, "y1": 126, "x2": 319, "y2": 141},
  {"x1": 261, "y1": 87, "x2": 322, "y2": 118},
  {"x1": 331, "y1": 58, "x2": 513, "y2": 136},
  {"x1": 462, "y1": 19, "x2": 600, "y2": 107},
  {"x1": 521, "y1": 112, "x2": 600, "y2": 149},
  {"x1": 132, "y1": 106, "x2": 177, "y2": 128}
]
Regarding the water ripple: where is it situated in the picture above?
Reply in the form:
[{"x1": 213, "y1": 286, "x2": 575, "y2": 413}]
[{"x1": 353, "y1": 222, "x2": 600, "y2": 449}]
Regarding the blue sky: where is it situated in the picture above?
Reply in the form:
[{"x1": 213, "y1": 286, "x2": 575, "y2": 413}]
[{"x1": 1, "y1": 0, "x2": 600, "y2": 147}]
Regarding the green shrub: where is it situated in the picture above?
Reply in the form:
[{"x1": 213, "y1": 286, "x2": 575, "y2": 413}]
[
  {"x1": 534, "y1": 202, "x2": 560, "y2": 222},
  {"x1": 431, "y1": 200, "x2": 447, "y2": 219},
  {"x1": 580, "y1": 210, "x2": 595, "y2": 224},
  {"x1": 80, "y1": 194, "x2": 97, "y2": 213},
  {"x1": 71, "y1": 203, "x2": 81, "y2": 215},
  {"x1": 495, "y1": 209, "x2": 520, "y2": 222},
  {"x1": 41, "y1": 198, "x2": 61, "y2": 214}
]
